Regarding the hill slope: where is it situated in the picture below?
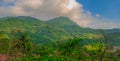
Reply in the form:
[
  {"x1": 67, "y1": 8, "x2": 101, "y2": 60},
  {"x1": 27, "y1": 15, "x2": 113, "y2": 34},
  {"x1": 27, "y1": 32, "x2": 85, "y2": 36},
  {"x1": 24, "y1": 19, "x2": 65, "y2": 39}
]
[{"x1": 0, "y1": 16, "x2": 120, "y2": 45}]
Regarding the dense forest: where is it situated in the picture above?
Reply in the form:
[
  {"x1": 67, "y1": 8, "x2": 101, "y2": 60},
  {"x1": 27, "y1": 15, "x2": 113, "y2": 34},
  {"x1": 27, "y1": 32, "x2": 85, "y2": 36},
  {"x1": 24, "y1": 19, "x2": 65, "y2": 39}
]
[{"x1": 0, "y1": 16, "x2": 120, "y2": 61}]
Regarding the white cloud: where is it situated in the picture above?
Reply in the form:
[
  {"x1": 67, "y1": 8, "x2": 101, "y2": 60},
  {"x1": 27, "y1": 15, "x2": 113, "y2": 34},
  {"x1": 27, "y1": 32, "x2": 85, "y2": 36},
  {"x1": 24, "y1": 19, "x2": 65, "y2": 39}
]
[
  {"x1": 95, "y1": 14, "x2": 100, "y2": 17},
  {"x1": 0, "y1": 0, "x2": 119, "y2": 29}
]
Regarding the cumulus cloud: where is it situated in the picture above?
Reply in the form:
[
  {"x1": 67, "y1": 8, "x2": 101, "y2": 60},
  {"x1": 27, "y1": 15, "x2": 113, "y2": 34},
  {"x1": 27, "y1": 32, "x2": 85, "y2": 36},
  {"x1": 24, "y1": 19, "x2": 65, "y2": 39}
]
[{"x1": 0, "y1": 0, "x2": 119, "y2": 29}]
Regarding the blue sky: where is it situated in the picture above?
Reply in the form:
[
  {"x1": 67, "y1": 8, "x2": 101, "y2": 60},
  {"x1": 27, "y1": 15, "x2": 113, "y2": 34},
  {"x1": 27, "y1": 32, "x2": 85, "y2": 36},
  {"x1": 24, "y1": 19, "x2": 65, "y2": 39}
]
[
  {"x1": 77, "y1": 0, "x2": 120, "y2": 22},
  {"x1": 0, "y1": 0, "x2": 14, "y2": 6}
]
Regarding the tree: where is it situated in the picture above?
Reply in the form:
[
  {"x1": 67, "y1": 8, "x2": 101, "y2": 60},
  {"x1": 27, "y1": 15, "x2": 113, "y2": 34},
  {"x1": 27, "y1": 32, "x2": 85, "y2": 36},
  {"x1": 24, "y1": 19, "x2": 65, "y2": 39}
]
[
  {"x1": 0, "y1": 33, "x2": 10, "y2": 54},
  {"x1": 9, "y1": 30, "x2": 32, "y2": 59},
  {"x1": 98, "y1": 30, "x2": 111, "y2": 61}
]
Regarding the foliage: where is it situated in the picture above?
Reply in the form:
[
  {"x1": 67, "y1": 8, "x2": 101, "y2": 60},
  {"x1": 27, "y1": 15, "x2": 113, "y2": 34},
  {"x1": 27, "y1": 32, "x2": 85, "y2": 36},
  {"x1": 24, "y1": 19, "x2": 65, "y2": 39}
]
[{"x1": 0, "y1": 16, "x2": 120, "y2": 61}]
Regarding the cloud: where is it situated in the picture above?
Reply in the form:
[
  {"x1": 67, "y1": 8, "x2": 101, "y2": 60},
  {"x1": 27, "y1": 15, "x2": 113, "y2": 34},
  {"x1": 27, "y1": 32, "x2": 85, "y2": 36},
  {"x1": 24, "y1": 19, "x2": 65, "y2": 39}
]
[
  {"x1": 95, "y1": 14, "x2": 100, "y2": 17},
  {"x1": 0, "y1": 0, "x2": 119, "y2": 29},
  {"x1": 90, "y1": 19, "x2": 119, "y2": 29}
]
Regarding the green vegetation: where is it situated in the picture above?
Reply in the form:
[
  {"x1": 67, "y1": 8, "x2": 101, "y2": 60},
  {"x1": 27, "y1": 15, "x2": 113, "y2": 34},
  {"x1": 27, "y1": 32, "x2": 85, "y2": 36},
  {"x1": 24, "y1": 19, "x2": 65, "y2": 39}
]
[{"x1": 0, "y1": 16, "x2": 120, "y2": 61}]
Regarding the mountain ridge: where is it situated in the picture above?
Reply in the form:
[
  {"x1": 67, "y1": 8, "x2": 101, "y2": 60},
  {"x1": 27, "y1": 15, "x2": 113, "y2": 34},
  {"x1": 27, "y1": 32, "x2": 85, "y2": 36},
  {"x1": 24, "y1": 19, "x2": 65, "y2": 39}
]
[{"x1": 0, "y1": 16, "x2": 120, "y2": 45}]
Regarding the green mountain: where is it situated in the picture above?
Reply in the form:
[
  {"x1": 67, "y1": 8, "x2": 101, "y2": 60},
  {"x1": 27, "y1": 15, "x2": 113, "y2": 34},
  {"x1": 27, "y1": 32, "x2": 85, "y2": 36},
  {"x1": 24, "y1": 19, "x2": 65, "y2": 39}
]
[{"x1": 0, "y1": 16, "x2": 120, "y2": 45}]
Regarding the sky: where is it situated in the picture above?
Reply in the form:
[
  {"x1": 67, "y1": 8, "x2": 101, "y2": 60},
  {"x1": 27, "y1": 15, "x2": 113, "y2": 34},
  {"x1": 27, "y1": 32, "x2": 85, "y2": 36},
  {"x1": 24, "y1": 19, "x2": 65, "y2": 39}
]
[
  {"x1": 77, "y1": 0, "x2": 120, "y2": 22},
  {"x1": 0, "y1": 0, "x2": 120, "y2": 29}
]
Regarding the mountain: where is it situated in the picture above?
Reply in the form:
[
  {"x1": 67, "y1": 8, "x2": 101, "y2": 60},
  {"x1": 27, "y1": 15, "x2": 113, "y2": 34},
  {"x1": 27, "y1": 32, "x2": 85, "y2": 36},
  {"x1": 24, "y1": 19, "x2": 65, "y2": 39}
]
[
  {"x1": 103, "y1": 29, "x2": 120, "y2": 46},
  {"x1": 0, "y1": 16, "x2": 120, "y2": 45}
]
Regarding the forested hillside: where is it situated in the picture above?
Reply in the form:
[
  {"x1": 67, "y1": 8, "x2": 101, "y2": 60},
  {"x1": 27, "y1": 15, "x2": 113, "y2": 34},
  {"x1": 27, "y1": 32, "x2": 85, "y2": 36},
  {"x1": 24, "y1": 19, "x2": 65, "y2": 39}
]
[
  {"x1": 0, "y1": 16, "x2": 120, "y2": 45},
  {"x1": 0, "y1": 16, "x2": 120, "y2": 61},
  {"x1": 0, "y1": 16, "x2": 97, "y2": 43}
]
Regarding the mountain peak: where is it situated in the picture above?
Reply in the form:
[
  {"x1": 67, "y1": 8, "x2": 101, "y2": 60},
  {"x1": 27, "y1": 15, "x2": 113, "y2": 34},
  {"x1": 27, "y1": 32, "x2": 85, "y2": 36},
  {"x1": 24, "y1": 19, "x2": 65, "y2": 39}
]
[
  {"x1": 46, "y1": 17, "x2": 77, "y2": 26},
  {"x1": 49, "y1": 17, "x2": 70, "y2": 21}
]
